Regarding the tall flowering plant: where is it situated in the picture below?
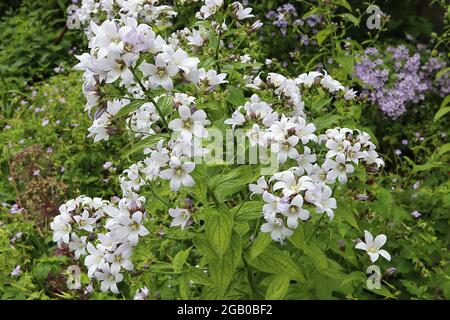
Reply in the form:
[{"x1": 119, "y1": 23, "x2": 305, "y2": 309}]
[{"x1": 50, "y1": 0, "x2": 393, "y2": 299}]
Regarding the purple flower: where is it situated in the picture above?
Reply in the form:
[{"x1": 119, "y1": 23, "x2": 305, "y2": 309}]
[
  {"x1": 354, "y1": 45, "x2": 450, "y2": 118},
  {"x1": 411, "y1": 210, "x2": 421, "y2": 219}
]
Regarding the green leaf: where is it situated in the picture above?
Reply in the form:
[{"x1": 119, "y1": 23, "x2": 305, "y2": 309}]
[
  {"x1": 335, "y1": 54, "x2": 354, "y2": 76},
  {"x1": 304, "y1": 244, "x2": 329, "y2": 270},
  {"x1": 434, "y1": 106, "x2": 450, "y2": 122},
  {"x1": 226, "y1": 86, "x2": 245, "y2": 107},
  {"x1": 288, "y1": 227, "x2": 305, "y2": 250},
  {"x1": 231, "y1": 200, "x2": 263, "y2": 221},
  {"x1": 209, "y1": 257, "x2": 234, "y2": 296},
  {"x1": 248, "y1": 232, "x2": 272, "y2": 260},
  {"x1": 157, "y1": 95, "x2": 174, "y2": 116},
  {"x1": 314, "y1": 114, "x2": 345, "y2": 131},
  {"x1": 335, "y1": 0, "x2": 352, "y2": 12},
  {"x1": 315, "y1": 28, "x2": 333, "y2": 46},
  {"x1": 205, "y1": 208, "x2": 234, "y2": 256},
  {"x1": 434, "y1": 95, "x2": 450, "y2": 122},
  {"x1": 122, "y1": 134, "x2": 169, "y2": 158},
  {"x1": 115, "y1": 99, "x2": 147, "y2": 118},
  {"x1": 335, "y1": 198, "x2": 359, "y2": 229},
  {"x1": 338, "y1": 13, "x2": 360, "y2": 26},
  {"x1": 265, "y1": 275, "x2": 290, "y2": 300},
  {"x1": 209, "y1": 231, "x2": 242, "y2": 295},
  {"x1": 435, "y1": 67, "x2": 450, "y2": 80},
  {"x1": 310, "y1": 97, "x2": 332, "y2": 112},
  {"x1": 208, "y1": 166, "x2": 255, "y2": 199},
  {"x1": 436, "y1": 143, "x2": 450, "y2": 158},
  {"x1": 249, "y1": 245, "x2": 305, "y2": 282},
  {"x1": 172, "y1": 247, "x2": 192, "y2": 273}
]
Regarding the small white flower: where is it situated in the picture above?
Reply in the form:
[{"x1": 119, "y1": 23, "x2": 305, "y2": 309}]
[
  {"x1": 94, "y1": 264, "x2": 123, "y2": 294},
  {"x1": 323, "y1": 154, "x2": 354, "y2": 184},
  {"x1": 159, "y1": 156, "x2": 195, "y2": 192},
  {"x1": 260, "y1": 217, "x2": 293, "y2": 242},
  {"x1": 10, "y1": 265, "x2": 21, "y2": 277},
  {"x1": 85, "y1": 242, "x2": 106, "y2": 277},
  {"x1": 140, "y1": 56, "x2": 178, "y2": 90},
  {"x1": 355, "y1": 230, "x2": 391, "y2": 262},
  {"x1": 105, "y1": 244, "x2": 134, "y2": 274},
  {"x1": 73, "y1": 210, "x2": 97, "y2": 232},
  {"x1": 169, "y1": 207, "x2": 191, "y2": 229},
  {"x1": 134, "y1": 287, "x2": 150, "y2": 300},
  {"x1": 232, "y1": 2, "x2": 254, "y2": 20},
  {"x1": 277, "y1": 195, "x2": 310, "y2": 229},
  {"x1": 168, "y1": 105, "x2": 210, "y2": 140},
  {"x1": 249, "y1": 176, "x2": 268, "y2": 196},
  {"x1": 50, "y1": 213, "x2": 72, "y2": 245},
  {"x1": 69, "y1": 234, "x2": 87, "y2": 259}
]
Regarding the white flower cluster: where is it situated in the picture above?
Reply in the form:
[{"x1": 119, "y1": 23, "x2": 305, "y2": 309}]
[
  {"x1": 67, "y1": 0, "x2": 177, "y2": 30},
  {"x1": 228, "y1": 91, "x2": 384, "y2": 242},
  {"x1": 245, "y1": 71, "x2": 358, "y2": 117},
  {"x1": 50, "y1": 196, "x2": 149, "y2": 293}
]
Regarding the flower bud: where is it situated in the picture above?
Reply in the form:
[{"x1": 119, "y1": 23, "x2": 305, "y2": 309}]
[
  {"x1": 383, "y1": 267, "x2": 396, "y2": 277},
  {"x1": 338, "y1": 240, "x2": 345, "y2": 252}
]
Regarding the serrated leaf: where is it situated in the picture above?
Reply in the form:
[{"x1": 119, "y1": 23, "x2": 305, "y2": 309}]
[
  {"x1": 265, "y1": 275, "x2": 290, "y2": 300},
  {"x1": 209, "y1": 231, "x2": 242, "y2": 295},
  {"x1": 205, "y1": 208, "x2": 233, "y2": 256},
  {"x1": 248, "y1": 245, "x2": 305, "y2": 282},
  {"x1": 231, "y1": 200, "x2": 263, "y2": 221},
  {"x1": 172, "y1": 247, "x2": 192, "y2": 273},
  {"x1": 304, "y1": 244, "x2": 329, "y2": 270},
  {"x1": 226, "y1": 86, "x2": 245, "y2": 107},
  {"x1": 248, "y1": 232, "x2": 272, "y2": 260},
  {"x1": 208, "y1": 166, "x2": 255, "y2": 199},
  {"x1": 288, "y1": 226, "x2": 305, "y2": 250}
]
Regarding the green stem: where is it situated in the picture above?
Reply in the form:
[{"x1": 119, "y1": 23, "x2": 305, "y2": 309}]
[{"x1": 130, "y1": 67, "x2": 169, "y2": 128}]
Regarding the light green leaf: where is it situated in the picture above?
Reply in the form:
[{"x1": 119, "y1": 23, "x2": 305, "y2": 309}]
[
  {"x1": 265, "y1": 275, "x2": 290, "y2": 300},
  {"x1": 205, "y1": 208, "x2": 233, "y2": 256},
  {"x1": 115, "y1": 99, "x2": 147, "y2": 118},
  {"x1": 434, "y1": 106, "x2": 450, "y2": 122},
  {"x1": 288, "y1": 227, "x2": 305, "y2": 250},
  {"x1": 226, "y1": 86, "x2": 245, "y2": 107},
  {"x1": 315, "y1": 28, "x2": 333, "y2": 46},
  {"x1": 231, "y1": 200, "x2": 263, "y2": 221},
  {"x1": 304, "y1": 244, "x2": 329, "y2": 270},
  {"x1": 172, "y1": 247, "x2": 192, "y2": 273},
  {"x1": 248, "y1": 232, "x2": 272, "y2": 260},
  {"x1": 338, "y1": 13, "x2": 360, "y2": 26},
  {"x1": 248, "y1": 245, "x2": 305, "y2": 282}
]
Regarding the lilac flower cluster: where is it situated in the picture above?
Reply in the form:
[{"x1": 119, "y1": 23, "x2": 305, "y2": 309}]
[
  {"x1": 354, "y1": 45, "x2": 450, "y2": 119},
  {"x1": 266, "y1": 3, "x2": 321, "y2": 40}
]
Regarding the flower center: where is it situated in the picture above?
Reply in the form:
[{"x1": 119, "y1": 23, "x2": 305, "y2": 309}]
[
  {"x1": 157, "y1": 67, "x2": 167, "y2": 77},
  {"x1": 124, "y1": 43, "x2": 133, "y2": 52},
  {"x1": 116, "y1": 60, "x2": 126, "y2": 70},
  {"x1": 367, "y1": 246, "x2": 378, "y2": 253},
  {"x1": 130, "y1": 221, "x2": 140, "y2": 231}
]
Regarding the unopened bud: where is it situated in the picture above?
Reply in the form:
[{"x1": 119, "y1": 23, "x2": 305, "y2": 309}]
[
  {"x1": 338, "y1": 240, "x2": 345, "y2": 252},
  {"x1": 248, "y1": 20, "x2": 263, "y2": 33},
  {"x1": 355, "y1": 194, "x2": 369, "y2": 201},
  {"x1": 383, "y1": 267, "x2": 396, "y2": 277}
]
